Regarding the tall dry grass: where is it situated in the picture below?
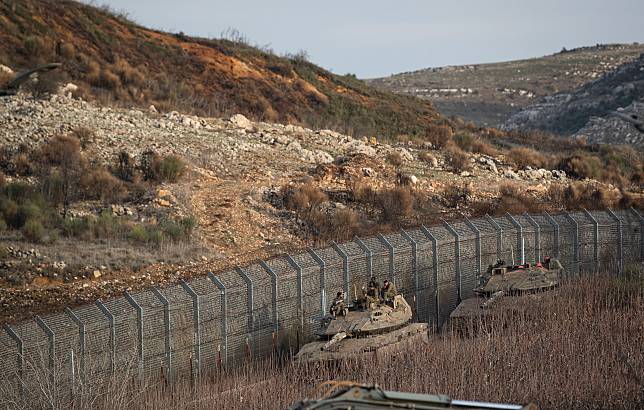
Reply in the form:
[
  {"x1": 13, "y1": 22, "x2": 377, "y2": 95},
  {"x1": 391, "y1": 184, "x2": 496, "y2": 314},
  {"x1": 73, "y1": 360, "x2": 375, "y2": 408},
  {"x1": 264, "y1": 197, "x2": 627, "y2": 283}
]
[{"x1": 3, "y1": 274, "x2": 643, "y2": 409}]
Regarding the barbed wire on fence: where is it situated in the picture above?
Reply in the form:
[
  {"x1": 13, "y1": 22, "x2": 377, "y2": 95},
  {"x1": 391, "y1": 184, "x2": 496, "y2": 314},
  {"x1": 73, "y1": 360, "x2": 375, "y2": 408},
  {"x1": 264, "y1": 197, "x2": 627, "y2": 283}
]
[{"x1": 1, "y1": 208, "x2": 642, "y2": 406}]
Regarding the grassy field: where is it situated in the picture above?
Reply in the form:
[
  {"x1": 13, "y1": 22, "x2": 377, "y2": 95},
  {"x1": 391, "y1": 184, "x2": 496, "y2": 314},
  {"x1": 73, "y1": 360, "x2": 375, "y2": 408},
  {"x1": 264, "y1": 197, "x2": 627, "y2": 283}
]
[{"x1": 10, "y1": 273, "x2": 641, "y2": 409}]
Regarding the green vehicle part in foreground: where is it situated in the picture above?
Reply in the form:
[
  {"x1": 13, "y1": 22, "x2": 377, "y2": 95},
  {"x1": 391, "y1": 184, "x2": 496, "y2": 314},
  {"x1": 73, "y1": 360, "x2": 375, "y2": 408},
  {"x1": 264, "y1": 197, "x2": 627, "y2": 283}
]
[{"x1": 289, "y1": 382, "x2": 537, "y2": 410}]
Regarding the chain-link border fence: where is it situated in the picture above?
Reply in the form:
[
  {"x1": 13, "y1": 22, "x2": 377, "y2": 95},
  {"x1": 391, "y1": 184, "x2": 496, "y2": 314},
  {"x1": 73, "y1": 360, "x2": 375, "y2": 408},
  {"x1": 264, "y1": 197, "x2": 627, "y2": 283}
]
[{"x1": 0, "y1": 209, "x2": 642, "y2": 406}]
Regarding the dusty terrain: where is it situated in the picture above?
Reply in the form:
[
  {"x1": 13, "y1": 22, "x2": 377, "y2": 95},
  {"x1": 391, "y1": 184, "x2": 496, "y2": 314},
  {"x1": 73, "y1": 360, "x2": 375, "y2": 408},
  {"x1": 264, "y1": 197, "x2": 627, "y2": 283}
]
[{"x1": 0, "y1": 92, "x2": 603, "y2": 325}]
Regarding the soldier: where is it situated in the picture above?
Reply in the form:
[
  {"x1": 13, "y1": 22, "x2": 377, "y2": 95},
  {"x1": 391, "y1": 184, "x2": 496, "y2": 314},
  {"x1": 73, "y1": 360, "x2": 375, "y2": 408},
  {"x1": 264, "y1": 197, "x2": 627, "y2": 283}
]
[
  {"x1": 381, "y1": 279, "x2": 398, "y2": 304},
  {"x1": 367, "y1": 276, "x2": 380, "y2": 298},
  {"x1": 330, "y1": 291, "x2": 347, "y2": 317}
]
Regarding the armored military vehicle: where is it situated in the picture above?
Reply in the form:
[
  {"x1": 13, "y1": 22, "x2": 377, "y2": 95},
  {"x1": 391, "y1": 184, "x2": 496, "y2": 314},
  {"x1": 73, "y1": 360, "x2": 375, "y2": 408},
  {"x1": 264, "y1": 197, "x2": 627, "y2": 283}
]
[
  {"x1": 295, "y1": 295, "x2": 428, "y2": 362},
  {"x1": 289, "y1": 381, "x2": 537, "y2": 409},
  {"x1": 449, "y1": 258, "x2": 563, "y2": 332}
]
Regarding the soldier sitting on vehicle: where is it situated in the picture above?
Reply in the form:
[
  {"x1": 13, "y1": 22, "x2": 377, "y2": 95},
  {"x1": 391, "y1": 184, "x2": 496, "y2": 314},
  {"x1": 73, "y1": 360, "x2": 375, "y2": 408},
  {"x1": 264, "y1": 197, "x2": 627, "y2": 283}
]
[
  {"x1": 381, "y1": 279, "x2": 398, "y2": 305},
  {"x1": 330, "y1": 291, "x2": 347, "y2": 317},
  {"x1": 366, "y1": 276, "x2": 381, "y2": 307}
]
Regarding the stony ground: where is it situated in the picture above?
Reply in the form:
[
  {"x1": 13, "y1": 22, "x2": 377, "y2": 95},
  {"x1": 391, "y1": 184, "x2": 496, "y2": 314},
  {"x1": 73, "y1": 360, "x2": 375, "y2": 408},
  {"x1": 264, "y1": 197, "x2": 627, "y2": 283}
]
[{"x1": 0, "y1": 93, "x2": 588, "y2": 324}]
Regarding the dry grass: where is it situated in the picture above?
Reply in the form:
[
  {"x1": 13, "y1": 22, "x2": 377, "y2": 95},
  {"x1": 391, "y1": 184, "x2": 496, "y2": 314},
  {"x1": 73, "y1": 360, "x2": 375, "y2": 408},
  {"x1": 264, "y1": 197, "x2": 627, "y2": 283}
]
[
  {"x1": 7, "y1": 274, "x2": 640, "y2": 409},
  {"x1": 508, "y1": 146, "x2": 551, "y2": 169},
  {"x1": 444, "y1": 143, "x2": 472, "y2": 172}
]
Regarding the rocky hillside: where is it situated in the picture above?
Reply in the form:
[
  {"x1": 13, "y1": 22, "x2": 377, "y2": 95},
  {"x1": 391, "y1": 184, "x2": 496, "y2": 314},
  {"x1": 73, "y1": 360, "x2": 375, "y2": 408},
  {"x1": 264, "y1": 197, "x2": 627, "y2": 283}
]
[
  {"x1": 369, "y1": 44, "x2": 644, "y2": 127},
  {"x1": 2, "y1": 92, "x2": 642, "y2": 323},
  {"x1": 503, "y1": 54, "x2": 644, "y2": 147},
  {"x1": 0, "y1": 0, "x2": 441, "y2": 138}
]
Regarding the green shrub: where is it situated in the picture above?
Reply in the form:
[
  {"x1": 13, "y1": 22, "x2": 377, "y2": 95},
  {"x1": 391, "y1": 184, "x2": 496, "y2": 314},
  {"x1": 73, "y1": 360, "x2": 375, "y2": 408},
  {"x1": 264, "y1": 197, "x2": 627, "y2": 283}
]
[
  {"x1": 22, "y1": 218, "x2": 45, "y2": 243},
  {"x1": 0, "y1": 217, "x2": 7, "y2": 232},
  {"x1": 452, "y1": 132, "x2": 474, "y2": 151},
  {"x1": 61, "y1": 216, "x2": 94, "y2": 239},
  {"x1": 94, "y1": 211, "x2": 121, "y2": 238},
  {"x1": 0, "y1": 198, "x2": 19, "y2": 228},
  {"x1": 128, "y1": 224, "x2": 149, "y2": 243},
  {"x1": 152, "y1": 155, "x2": 186, "y2": 182}
]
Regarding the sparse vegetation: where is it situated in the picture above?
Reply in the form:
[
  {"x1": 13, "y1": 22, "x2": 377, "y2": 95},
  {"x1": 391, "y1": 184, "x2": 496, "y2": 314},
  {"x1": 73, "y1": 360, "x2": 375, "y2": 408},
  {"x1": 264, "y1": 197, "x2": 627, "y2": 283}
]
[
  {"x1": 7, "y1": 275, "x2": 640, "y2": 409},
  {"x1": 444, "y1": 144, "x2": 471, "y2": 172}
]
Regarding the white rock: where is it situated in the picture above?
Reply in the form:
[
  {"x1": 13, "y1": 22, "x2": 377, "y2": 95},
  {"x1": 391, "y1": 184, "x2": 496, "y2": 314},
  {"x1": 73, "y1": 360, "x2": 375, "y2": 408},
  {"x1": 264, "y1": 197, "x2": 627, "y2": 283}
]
[
  {"x1": 395, "y1": 147, "x2": 414, "y2": 162},
  {"x1": 149, "y1": 105, "x2": 158, "y2": 113},
  {"x1": 0, "y1": 64, "x2": 13, "y2": 74},
  {"x1": 344, "y1": 140, "x2": 377, "y2": 157},
  {"x1": 58, "y1": 83, "x2": 78, "y2": 96},
  {"x1": 230, "y1": 114, "x2": 254, "y2": 130}
]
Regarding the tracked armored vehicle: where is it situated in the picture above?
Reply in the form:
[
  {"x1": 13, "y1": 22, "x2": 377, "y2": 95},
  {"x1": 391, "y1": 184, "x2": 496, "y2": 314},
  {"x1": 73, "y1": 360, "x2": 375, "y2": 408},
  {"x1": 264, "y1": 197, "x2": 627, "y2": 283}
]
[
  {"x1": 289, "y1": 381, "x2": 537, "y2": 409},
  {"x1": 295, "y1": 295, "x2": 428, "y2": 362},
  {"x1": 449, "y1": 258, "x2": 563, "y2": 332}
]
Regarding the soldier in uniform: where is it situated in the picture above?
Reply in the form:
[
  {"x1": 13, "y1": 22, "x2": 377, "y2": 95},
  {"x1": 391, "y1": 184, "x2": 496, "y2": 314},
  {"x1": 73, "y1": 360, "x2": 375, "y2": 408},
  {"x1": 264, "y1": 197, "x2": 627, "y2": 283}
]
[
  {"x1": 367, "y1": 276, "x2": 380, "y2": 297},
  {"x1": 365, "y1": 276, "x2": 381, "y2": 307},
  {"x1": 330, "y1": 291, "x2": 347, "y2": 317},
  {"x1": 381, "y1": 279, "x2": 398, "y2": 305}
]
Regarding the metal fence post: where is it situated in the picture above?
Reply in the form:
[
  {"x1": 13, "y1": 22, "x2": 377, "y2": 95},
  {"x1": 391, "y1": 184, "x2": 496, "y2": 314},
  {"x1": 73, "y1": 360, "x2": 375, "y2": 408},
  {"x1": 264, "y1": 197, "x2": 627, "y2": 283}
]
[
  {"x1": 565, "y1": 212, "x2": 580, "y2": 274},
  {"x1": 124, "y1": 291, "x2": 144, "y2": 380},
  {"x1": 35, "y1": 316, "x2": 56, "y2": 392},
  {"x1": 506, "y1": 213, "x2": 524, "y2": 265},
  {"x1": 308, "y1": 248, "x2": 327, "y2": 317},
  {"x1": 442, "y1": 220, "x2": 461, "y2": 302},
  {"x1": 485, "y1": 214, "x2": 503, "y2": 260},
  {"x1": 400, "y1": 229, "x2": 419, "y2": 320},
  {"x1": 583, "y1": 209, "x2": 600, "y2": 272},
  {"x1": 523, "y1": 213, "x2": 541, "y2": 263},
  {"x1": 3, "y1": 324, "x2": 25, "y2": 400},
  {"x1": 631, "y1": 207, "x2": 644, "y2": 261},
  {"x1": 464, "y1": 217, "x2": 482, "y2": 276},
  {"x1": 285, "y1": 256, "x2": 304, "y2": 335},
  {"x1": 331, "y1": 242, "x2": 350, "y2": 305},
  {"x1": 544, "y1": 211, "x2": 560, "y2": 259},
  {"x1": 377, "y1": 234, "x2": 396, "y2": 284},
  {"x1": 208, "y1": 273, "x2": 228, "y2": 365},
  {"x1": 354, "y1": 236, "x2": 373, "y2": 277},
  {"x1": 95, "y1": 299, "x2": 115, "y2": 375},
  {"x1": 151, "y1": 288, "x2": 172, "y2": 382},
  {"x1": 607, "y1": 209, "x2": 624, "y2": 274},
  {"x1": 180, "y1": 281, "x2": 201, "y2": 377},
  {"x1": 236, "y1": 267, "x2": 254, "y2": 348},
  {"x1": 64, "y1": 307, "x2": 85, "y2": 381},
  {"x1": 421, "y1": 226, "x2": 440, "y2": 329},
  {"x1": 259, "y1": 261, "x2": 279, "y2": 333}
]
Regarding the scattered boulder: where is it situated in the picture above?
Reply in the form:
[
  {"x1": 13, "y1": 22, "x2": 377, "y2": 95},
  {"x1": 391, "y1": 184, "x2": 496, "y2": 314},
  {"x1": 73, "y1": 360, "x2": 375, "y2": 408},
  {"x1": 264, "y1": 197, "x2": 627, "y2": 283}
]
[
  {"x1": 230, "y1": 114, "x2": 254, "y2": 130},
  {"x1": 0, "y1": 64, "x2": 13, "y2": 74},
  {"x1": 344, "y1": 140, "x2": 377, "y2": 157}
]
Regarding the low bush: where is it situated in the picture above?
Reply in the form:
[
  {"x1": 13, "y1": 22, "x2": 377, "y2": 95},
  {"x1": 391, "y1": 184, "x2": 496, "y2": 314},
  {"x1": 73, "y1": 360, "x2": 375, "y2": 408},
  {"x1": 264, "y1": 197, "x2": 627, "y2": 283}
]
[
  {"x1": 386, "y1": 151, "x2": 404, "y2": 167},
  {"x1": 509, "y1": 147, "x2": 550, "y2": 169},
  {"x1": 452, "y1": 131, "x2": 474, "y2": 151},
  {"x1": 444, "y1": 182, "x2": 471, "y2": 208},
  {"x1": 285, "y1": 182, "x2": 327, "y2": 216},
  {"x1": 128, "y1": 224, "x2": 148, "y2": 243},
  {"x1": 558, "y1": 153, "x2": 602, "y2": 180},
  {"x1": 444, "y1": 144, "x2": 471, "y2": 172},
  {"x1": 22, "y1": 218, "x2": 45, "y2": 243},
  {"x1": 351, "y1": 179, "x2": 376, "y2": 204},
  {"x1": 377, "y1": 187, "x2": 413, "y2": 223},
  {"x1": 81, "y1": 169, "x2": 127, "y2": 203},
  {"x1": 424, "y1": 124, "x2": 452, "y2": 148},
  {"x1": 152, "y1": 155, "x2": 186, "y2": 182}
]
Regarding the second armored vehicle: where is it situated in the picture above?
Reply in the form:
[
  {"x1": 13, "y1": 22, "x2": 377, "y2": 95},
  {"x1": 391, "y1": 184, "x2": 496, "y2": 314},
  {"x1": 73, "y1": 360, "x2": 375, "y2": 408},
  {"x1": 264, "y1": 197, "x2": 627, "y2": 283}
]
[{"x1": 449, "y1": 258, "x2": 563, "y2": 332}]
